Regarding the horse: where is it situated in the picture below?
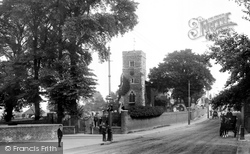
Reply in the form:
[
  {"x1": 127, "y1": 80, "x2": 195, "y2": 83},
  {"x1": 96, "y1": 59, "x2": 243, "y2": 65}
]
[
  {"x1": 219, "y1": 115, "x2": 237, "y2": 138},
  {"x1": 220, "y1": 115, "x2": 229, "y2": 137},
  {"x1": 212, "y1": 111, "x2": 218, "y2": 119}
]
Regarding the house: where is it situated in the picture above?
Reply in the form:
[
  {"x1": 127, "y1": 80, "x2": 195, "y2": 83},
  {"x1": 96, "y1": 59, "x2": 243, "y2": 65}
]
[{"x1": 22, "y1": 106, "x2": 46, "y2": 118}]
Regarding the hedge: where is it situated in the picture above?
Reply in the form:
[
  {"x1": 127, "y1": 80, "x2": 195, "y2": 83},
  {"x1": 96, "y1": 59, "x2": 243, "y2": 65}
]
[{"x1": 128, "y1": 106, "x2": 165, "y2": 119}]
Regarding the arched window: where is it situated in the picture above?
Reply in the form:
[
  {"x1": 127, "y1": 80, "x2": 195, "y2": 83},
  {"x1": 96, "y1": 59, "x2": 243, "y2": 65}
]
[{"x1": 129, "y1": 91, "x2": 136, "y2": 102}]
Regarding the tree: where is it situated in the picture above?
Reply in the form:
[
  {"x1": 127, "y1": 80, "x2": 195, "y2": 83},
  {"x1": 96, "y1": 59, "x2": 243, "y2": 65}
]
[
  {"x1": 211, "y1": 85, "x2": 242, "y2": 111},
  {"x1": 83, "y1": 92, "x2": 106, "y2": 111},
  {"x1": 0, "y1": 0, "x2": 61, "y2": 120},
  {"x1": 0, "y1": 0, "x2": 138, "y2": 122},
  {"x1": 208, "y1": 32, "x2": 250, "y2": 110},
  {"x1": 109, "y1": 91, "x2": 119, "y2": 111},
  {"x1": 233, "y1": 0, "x2": 250, "y2": 22},
  {"x1": 117, "y1": 74, "x2": 130, "y2": 102},
  {"x1": 48, "y1": 0, "x2": 138, "y2": 122},
  {"x1": 148, "y1": 49, "x2": 215, "y2": 107},
  {"x1": 203, "y1": 0, "x2": 250, "y2": 110},
  {"x1": 0, "y1": 2, "x2": 30, "y2": 121}
]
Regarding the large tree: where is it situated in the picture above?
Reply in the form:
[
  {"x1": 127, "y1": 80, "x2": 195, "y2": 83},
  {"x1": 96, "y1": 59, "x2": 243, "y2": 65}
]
[
  {"x1": 0, "y1": 0, "x2": 62, "y2": 120},
  {"x1": 83, "y1": 91, "x2": 106, "y2": 111},
  {"x1": 148, "y1": 49, "x2": 215, "y2": 107},
  {"x1": 0, "y1": 0, "x2": 138, "y2": 122},
  {"x1": 208, "y1": 32, "x2": 250, "y2": 110},
  {"x1": 0, "y1": 1, "x2": 30, "y2": 121},
  {"x1": 43, "y1": 0, "x2": 138, "y2": 123},
  {"x1": 207, "y1": 0, "x2": 250, "y2": 110}
]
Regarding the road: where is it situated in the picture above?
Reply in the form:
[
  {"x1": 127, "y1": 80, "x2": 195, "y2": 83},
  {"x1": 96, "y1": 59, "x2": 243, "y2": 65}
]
[{"x1": 64, "y1": 119, "x2": 241, "y2": 154}]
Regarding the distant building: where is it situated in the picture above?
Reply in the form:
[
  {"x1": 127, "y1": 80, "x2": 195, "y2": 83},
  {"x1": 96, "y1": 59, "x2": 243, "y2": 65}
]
[{"x1": 22, "y1": 106, "x2": 46, "y2": 118}]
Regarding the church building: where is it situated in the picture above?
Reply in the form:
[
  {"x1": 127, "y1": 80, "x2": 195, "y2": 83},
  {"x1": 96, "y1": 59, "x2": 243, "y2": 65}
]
[{"x1": 122, "y1": 50, "x2": 147, "y2": 108}]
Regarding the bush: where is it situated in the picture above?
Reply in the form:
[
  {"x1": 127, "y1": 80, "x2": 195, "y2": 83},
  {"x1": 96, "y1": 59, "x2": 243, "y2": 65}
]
[
  {"x1": 128, "y1": 106, "x2": 165, "y2": 119},
  {"x1": 8, "y1": 122, "x2": 18, "y2": 125}
]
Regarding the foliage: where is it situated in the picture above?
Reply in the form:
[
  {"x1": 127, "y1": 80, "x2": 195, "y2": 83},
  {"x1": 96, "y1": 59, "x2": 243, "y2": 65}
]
[
  {"x1": 154, "y1": 99, "x2": 167, "y2": 108},
  {"x1": 208, "y1": 32, "x2": 250, "y2": 109},
  {"x1": 128, "y1": 105, "x2": 165, "y2": 119},
  {"x1": 232, "y1": 0, "x2": 250, "y2": 22},
  {"x1": 117, "y1": 74, "x2": 130, "y2": 103},
  {"x1": 108, "y1": 91, "x2": 119, "y2": 111},
  {"x1": 148, "y1": 49, "x2": 215, "y2": 107},
  {"x1": 118, "y1": 74, "x2": 130, "y2": 96},
  {"x1": 83, "y1": 91, "x2": 106, "y2": 111},
  {"x1": 0, "y1": 61, "x2": 27, "y2": 122},
  {"x1": 154, "y1": 94, "x2": 170, "y2": 110},
  {"x1": 0, "y1": 0, "x2": 138, "y2": 122},
  {"x1": 73, "y1": 104, "x2": 85, "y2": 119},
  {"x1": 83, "y1": 91, "x2": 118, "y2": 112},
  {"x1": 211, "y1": 85, "x2": 242, "y2": 111}
]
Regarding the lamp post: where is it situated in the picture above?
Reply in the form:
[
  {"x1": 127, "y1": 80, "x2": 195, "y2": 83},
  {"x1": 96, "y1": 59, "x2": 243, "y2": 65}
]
[
  {"x1": 106, "y1": 95, "x2": 113, "y2": 141},
  {"x1": 106, "y1": 46, "x2": 113, "y2": 142},
  {"x1": 108, "y1": 46, "x2": 111, "y2": 95},
  {"x1": 188, "y1": 80, "x2": 191, "y2": 125}
]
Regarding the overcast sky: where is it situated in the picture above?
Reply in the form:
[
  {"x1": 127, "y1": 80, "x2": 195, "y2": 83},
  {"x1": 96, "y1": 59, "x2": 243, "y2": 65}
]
[{"x1": 89, "y1": 0, "x2": 250, "y2": 99}]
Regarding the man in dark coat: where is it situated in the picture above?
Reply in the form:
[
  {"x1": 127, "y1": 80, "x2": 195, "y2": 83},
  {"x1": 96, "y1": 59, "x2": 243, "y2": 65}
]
[
  {"x1": 226, "y1": 108, "x2": 233, "y2": 120},
  {"x1": 57, "y1": 124, "x2": 63, "y2": 147},
  {"x1": 101, "y1": 111, "x2": 109, "y2": 142}
]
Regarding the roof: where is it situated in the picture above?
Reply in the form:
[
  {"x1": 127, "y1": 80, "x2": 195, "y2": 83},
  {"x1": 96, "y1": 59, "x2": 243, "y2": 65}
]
[{"x1": 22, "y1": 106, "x2": 45, "y2": 115}]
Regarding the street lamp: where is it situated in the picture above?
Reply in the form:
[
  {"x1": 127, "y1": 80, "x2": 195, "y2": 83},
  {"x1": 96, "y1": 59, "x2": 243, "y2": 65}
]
[{"x1": 106, "y1": 46, "x2": 113, "y2": 142}]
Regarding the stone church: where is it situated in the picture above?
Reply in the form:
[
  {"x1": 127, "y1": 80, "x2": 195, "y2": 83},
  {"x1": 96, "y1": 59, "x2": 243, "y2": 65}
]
[{"x1": 121, "y1": 50, "x2": 156, "y2": 108}]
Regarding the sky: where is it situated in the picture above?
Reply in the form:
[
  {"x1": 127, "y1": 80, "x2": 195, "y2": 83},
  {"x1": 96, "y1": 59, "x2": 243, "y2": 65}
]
[{"x1": 89, "y1": 0, "x2": 250, "y2": 99}]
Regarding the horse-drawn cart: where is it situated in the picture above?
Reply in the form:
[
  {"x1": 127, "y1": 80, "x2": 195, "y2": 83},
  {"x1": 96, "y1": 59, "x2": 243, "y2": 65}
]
[
  {"x1": 220, "y1": 115, "x2": 238, "y2": 137},
  {"x1": 212, "y1": 111, "x2": 218, "y2": 119}
]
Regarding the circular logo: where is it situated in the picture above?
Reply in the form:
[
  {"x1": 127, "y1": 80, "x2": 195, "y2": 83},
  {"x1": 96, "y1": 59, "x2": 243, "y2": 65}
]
[{"x1": 5, "y1": 146, "x2": 11, "y2": 151}]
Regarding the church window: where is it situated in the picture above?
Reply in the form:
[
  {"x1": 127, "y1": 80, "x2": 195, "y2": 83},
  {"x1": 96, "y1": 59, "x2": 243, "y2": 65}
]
[
  {"x1": 131, "y1": 78, "x2": 134, "y2": 84},
  {"x1": 129, "y1": 91, "x2": 136, "y2": 102},
  {"x1": 129, "y1": 61, "x2": 135, "y2": 67}
]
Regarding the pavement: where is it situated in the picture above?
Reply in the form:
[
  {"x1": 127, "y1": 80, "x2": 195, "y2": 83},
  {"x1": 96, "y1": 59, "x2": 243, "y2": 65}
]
[
  {"x1": 39, "y1": 114, "x2": 250, "y2": 154},
  {"x1": 236, "y1": 132, "x2": 250, "y2": 154},
  {"x1": 41, "y1": 114, "x2": 209, "y2": 151}
]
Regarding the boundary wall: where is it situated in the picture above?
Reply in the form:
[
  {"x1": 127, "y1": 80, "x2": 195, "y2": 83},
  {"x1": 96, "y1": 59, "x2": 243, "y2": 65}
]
[
  {"x1": 121, "y1": 108, "x2": 207, "y2": 134},
  {"x1": 0, "y1": 124, "x2": 60, "y2": 142}
]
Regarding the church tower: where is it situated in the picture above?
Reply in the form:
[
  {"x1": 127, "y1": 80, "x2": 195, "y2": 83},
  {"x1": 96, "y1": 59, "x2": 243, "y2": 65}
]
[{"x1": 122, "y1": 50, "x2": 146, "y2": 108}]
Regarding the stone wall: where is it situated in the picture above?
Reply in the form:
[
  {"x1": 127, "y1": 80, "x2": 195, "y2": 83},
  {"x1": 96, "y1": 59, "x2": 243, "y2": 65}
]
[
  {"x1": 63, "y1": 126, "x2": 76, "y2": 134},
  {"x1": 0, "y1": 124, "x2": 60, "y2": 142},
  {"x1": 121, "y1": 108, "x2": 207, "y2": 134},
  {"x1": 190, "y1": 108, "x2": 207, "y2": 120}
]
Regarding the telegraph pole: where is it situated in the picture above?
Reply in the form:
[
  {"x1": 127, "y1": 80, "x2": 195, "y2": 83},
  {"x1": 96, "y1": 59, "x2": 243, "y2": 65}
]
[
  {"x1": 107, "y1": 46, "x2": 113, "y2": 142},
  {"x1": 108, "y1": 47, "x2": 111, "y2": 96},
  {"x1": 188, "y1": 80, "x2": 191, "y2": 125}
]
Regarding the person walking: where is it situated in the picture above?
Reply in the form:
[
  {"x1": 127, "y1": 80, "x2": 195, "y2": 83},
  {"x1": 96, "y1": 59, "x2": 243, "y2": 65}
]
[
  {"x1": 57, "y1": 124, "x2": 63, "y2": 147},
  {"x1": 89, "y1": 112, "x2": 94, "y2": 134},
  {"x1": 98, "y1": 113, "x2": 102, "y2": 134},
  {"x1": 94, "y1": 112, "x2": 99, "y2": 127},
  {"x1": 101, "y1": 110, "x2": 109, "y2": 142}
]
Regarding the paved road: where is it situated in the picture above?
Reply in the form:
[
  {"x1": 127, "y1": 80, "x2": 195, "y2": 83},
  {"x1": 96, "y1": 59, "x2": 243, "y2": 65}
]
[
  {"x1": 63, "y1": 118, "x2": 244, "y2": 154},
  {"x1": 1, "y1": 114, "x2": 249, "y2": 154}
]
